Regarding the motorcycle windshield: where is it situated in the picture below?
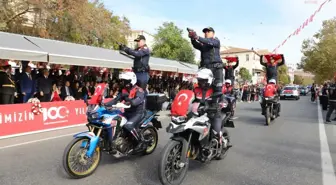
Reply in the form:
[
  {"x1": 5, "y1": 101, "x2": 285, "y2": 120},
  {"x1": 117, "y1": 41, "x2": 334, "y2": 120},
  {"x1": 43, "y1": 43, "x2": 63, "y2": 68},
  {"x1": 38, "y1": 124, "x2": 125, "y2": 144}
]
[{"x1": 171, "y1": 90, "x2": 195, "y2": 117}]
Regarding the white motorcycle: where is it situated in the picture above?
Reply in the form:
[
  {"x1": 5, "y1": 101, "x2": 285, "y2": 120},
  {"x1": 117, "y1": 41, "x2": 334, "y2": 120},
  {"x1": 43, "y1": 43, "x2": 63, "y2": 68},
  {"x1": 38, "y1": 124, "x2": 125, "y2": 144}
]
[{"x1": 158, "y1": 95, "x2": 234, "y2": 185}]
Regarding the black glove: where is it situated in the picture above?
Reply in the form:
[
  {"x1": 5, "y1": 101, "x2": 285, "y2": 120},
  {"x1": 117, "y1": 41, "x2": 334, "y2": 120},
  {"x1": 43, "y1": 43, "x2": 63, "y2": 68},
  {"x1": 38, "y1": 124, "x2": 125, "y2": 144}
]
[
  {"x1": 119, "y1": 44, "x2": 126, "y2": 51},
  {"x1": 188, "y1": 31, "x2": 197, "y2": 39}
]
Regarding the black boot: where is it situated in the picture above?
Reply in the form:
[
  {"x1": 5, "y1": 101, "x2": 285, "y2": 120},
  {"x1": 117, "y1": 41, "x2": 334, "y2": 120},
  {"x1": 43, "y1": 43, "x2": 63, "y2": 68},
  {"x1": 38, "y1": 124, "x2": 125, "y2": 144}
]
[{"x1": 133, "y1": 130, "x2": 146, "y2": 152}]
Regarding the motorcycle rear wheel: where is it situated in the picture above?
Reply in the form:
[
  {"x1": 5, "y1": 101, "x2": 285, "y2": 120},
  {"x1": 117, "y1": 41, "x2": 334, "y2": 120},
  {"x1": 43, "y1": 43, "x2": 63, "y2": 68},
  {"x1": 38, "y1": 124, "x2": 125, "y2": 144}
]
[
  {"x1": 142, "y1": 126, "x2": 158, "y2": 155},
  {"x1": 63, "y1": 138, "x2": 102, "y2": 179},
  {"x1": 265, "y1": 107, "x2": 271, "y2": 126},
  {"x1": 158, "y1": 140, "x2": 189, "y2": 185}
]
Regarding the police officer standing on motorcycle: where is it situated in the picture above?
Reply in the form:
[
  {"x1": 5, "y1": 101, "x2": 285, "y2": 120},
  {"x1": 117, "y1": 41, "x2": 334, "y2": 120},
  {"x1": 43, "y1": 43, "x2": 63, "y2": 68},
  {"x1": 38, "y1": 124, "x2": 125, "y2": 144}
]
[
  {"x1": 119, "y1": 35, "x2": 150, "y2": 91},
  {"x1": 326, "y1": 77, "x2": 336, "y2": 123},
  {"x1": 188, "y1": 27, "x2": 223, "y2": 98},
  {"x1": 105, "y1": 71, "x2": 146, "y2": 151}
]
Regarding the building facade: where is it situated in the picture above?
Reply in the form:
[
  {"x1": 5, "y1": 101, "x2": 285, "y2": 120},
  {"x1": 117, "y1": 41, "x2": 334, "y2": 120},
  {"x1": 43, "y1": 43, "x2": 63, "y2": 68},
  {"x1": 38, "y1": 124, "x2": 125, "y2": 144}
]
[
  {"x1": 220, "y1": 47, "x2": 267, "y2": 84},
  {"x1": 126, "y1": 30, "x2": 155, "y2": 50}
]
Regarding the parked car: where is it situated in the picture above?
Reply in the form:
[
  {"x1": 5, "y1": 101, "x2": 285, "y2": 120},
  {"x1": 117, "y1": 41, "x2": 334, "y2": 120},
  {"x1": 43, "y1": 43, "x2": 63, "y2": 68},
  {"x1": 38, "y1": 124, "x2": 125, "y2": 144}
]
[
  {"x1": 299, "y1": 86, "x2": 307, "y2": 96},
  {"x1": 280, "y1": 86, "x2": 300, "y2": 100}
]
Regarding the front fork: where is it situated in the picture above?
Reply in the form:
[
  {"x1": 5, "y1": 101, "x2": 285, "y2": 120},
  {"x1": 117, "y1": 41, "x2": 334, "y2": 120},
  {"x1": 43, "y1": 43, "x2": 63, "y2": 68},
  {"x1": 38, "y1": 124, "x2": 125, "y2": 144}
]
[
  {"x1": 79, "y1": 125, "x2": 103, "y2": 158},
  {"x1": 172, "y1": 133, "x2": 192, "y2": 166}
]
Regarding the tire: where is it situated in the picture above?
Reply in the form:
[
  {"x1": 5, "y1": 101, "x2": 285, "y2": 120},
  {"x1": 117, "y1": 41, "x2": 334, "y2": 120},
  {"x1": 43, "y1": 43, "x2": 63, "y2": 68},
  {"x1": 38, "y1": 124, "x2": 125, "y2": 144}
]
[
  {"x1": 141, "y1": 126, "x2": 158, "y2": 155},
  {"x1": 215, "y1": 128, "x2": 230, "y2": 160},
  {"x1": 265, "y1": 107, "x2": 271, "y2": 126},
  {"x1": 63, "y1": 138, "x2": 102, "y2": 179},
  {"x1": 158, "y1": 140, "x2": 189, "y2": 185}
]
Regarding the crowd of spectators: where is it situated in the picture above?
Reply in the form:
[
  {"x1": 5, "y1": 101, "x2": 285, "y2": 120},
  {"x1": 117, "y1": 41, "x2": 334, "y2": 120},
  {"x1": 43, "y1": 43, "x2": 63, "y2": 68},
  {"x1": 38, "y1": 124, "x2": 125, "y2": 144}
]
[{"x1": 0, "y1": 64, "x2": 194, "y2": 105}]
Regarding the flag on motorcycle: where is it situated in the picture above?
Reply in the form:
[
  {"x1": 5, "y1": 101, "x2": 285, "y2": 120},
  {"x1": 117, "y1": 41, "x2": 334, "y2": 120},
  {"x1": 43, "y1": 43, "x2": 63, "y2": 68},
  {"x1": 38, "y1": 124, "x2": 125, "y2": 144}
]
[
  {"x1": 89, "y1": 83, "x2": 108, "y2": 104},
  {"x1": 171, "y1": 90, "x2": 195, "y2": 116}
]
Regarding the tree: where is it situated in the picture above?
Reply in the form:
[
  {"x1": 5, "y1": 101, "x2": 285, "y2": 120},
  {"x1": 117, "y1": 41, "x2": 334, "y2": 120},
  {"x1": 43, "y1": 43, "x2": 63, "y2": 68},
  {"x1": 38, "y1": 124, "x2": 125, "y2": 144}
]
[
  {"x1": 0, "y1": 0, "x2": 130, "y2": 48},
  {"x1": 239, "y1": 67, "x2": 252, "y2": 81},
  {"x1": 298, "y1": 17, "x2": 336, "y2": 84},
  {"x1": 152, "y1": 22, "x2": 195, "y2": 63},
  {"x1": 293, "y1": 75, "x2": 304, "y2": 85},
  {"x1": 277, "y1": 65, "x2": 290, "y2": 85}
]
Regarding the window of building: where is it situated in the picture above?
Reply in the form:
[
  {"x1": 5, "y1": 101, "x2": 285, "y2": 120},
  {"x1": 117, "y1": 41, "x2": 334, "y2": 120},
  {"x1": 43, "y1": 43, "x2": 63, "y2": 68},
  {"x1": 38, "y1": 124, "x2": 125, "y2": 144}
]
[{"x1": 246, "y1": 54, "x2": 249, "y2": 61}]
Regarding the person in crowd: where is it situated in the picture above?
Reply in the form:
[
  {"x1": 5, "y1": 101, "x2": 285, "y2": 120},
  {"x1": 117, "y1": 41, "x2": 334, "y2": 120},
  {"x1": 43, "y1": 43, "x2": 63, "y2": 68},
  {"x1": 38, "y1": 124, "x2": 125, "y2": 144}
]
[
  {"x1": 20, "y1": 66, "x2": 36, "y2": 103},
  {"x1": 311, "y1": 83, "x2": 316, "y2": 102},
  {"x1": 119, "y1": 35, "x2": 150, "y2": 90},
  {"x1": 110, "y1": 83, "x2": 120, "y2": 98},
  {"x1": 321, "y1": 83, "x2": 329, "y2": 110},
  {"x1": 50, "y1": 83, "x2": 62, "y2": 102},
  {"x1": 0, "y1": 61, "x2": 16, "y2": 104},
  {"x1": 61, "y1": 80, "x2": 74, "y2": 100},
  {"x1": 104, "y1": 71, "x2": 146, "y2": 151},
  {"x1": 89, "y1": 81, "x2": 95, "y2": 95},
  {"x1": 82, "y1": 81, "x2": 91, "y2": 102},
  {"x1": 326, "y1": 77, "x2": 336, "y2": 123},
  {"x1": 37, "y1": 69, "x2": 53, "y2": 102},
  {"x1": 72, "y1": 81, "x2": 82, "y2": 100},
  {"x1": 251, "y1": 86, "x2": 256, "y2": 102}
]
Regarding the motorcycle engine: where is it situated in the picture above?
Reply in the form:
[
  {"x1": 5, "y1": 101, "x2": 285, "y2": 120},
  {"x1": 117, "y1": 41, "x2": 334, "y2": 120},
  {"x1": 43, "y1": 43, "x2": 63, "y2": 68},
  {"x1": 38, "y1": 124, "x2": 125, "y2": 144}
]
[{"x1": 114, "y1": 137, "x2": 129, "y2": 154}]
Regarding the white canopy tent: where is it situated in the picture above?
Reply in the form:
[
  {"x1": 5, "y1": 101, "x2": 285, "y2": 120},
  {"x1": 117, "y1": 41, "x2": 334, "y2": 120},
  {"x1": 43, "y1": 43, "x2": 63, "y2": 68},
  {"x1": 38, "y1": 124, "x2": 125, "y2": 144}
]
[{"x1": 0, "y1": 32, "x2": 48, "y2": 62}]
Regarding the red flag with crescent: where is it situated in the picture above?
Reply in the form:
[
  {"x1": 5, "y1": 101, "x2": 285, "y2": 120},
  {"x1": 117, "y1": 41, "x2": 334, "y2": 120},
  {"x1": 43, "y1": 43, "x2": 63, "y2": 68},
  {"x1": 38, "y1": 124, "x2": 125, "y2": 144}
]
[
  {"x1": 171, "y1": 90, "x2": 195, "y2": 116},
  {"x1": 89, "y1": 83, "x2": 107, "y2": 104}
]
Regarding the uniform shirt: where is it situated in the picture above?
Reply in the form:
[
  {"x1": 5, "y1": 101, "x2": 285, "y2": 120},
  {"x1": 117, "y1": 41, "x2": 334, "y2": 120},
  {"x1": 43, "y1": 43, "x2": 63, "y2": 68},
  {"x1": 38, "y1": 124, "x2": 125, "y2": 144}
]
[
  {"x1": 124, "y1": 45, "x2": 150, "y2": 72},
  {"x1": 191, "y1": 37, "x2": 222, "y2": 66}
]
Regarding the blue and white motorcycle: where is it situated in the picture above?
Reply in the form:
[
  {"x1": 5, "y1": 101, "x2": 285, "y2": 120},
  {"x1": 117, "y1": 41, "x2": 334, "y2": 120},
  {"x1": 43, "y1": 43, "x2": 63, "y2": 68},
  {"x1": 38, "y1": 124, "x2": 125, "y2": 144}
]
[{"x1": 62, "y1": 95, "x2": 164, "y2": 178}]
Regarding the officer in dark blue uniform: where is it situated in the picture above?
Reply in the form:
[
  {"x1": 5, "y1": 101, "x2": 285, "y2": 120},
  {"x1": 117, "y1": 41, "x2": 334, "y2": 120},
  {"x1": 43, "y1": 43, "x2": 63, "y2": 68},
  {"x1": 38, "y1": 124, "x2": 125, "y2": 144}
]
[
  {"x1": 105, "y1": 71, "x2": 146, "y2": 151},
  {"x1": 326, "y1": 79, "x2": 336, "y2": 123},
  {"x1": 119, "y1": 35, "x2": 150, "y2": 90},
  {"x1": 188, "y1": 27, "x2": 223, "y2": 97}
]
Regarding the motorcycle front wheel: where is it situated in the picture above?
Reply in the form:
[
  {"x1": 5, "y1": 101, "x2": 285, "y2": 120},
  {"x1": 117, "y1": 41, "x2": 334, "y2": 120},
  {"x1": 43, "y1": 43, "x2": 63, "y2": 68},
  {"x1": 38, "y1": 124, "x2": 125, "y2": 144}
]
[
  {"x1": 158, "y1": 140, "x2": 189, "y2": 185},
  {"x1": 62, "y1": 138, "x2": 102, "y2": 179}
]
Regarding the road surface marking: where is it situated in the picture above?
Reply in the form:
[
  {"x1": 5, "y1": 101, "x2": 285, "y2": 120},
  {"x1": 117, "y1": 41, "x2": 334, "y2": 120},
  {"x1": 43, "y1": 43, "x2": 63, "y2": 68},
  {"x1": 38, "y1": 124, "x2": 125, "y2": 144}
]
[
  {"x1": 0, "y1": 133, "x2": 76, "y2": 150},
  {"x1": 0, "y1": 123, "x2": 86, "y2": 140},
  {"x1": 317, "y1": 101, "x2": 336, "y2": 185},
  {"x1": 232, "y1": 117, "x2": 239, "y2": 120}
]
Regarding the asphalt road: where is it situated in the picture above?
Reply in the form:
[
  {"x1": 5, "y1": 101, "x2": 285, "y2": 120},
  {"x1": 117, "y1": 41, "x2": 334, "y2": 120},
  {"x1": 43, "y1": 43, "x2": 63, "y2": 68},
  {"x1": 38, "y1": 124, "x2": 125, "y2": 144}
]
[{"x1": 0, "y1": 96, "x2": 335, "y2": 185}]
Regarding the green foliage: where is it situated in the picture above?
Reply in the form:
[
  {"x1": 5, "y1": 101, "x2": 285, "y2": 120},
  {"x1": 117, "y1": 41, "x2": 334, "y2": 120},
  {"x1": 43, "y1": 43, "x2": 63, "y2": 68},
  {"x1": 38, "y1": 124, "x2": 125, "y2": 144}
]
[
  {"x1": 0, "y1": 0, "x2": 130, "y2": 48},
  {"x1": 293, "y1": 75, "x2": 304, "y2": 85},
  {"x1": 298, "y1": 17, "x2": 336, "y2": 84},
  {"x1": 277, "y1": 65, "x2": 290, "y2": 85},
  {"x1": 238, "y1": 67, "x2": 252, "y2": 81},
  {"x1": 152, "y1": 22, "x2": 195, "y2": 63}
]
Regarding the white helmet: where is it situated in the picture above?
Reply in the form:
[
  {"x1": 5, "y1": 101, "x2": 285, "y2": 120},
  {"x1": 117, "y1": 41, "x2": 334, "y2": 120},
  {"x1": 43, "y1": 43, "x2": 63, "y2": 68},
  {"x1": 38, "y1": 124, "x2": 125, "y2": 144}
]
[
  {"x1": 196, "y1": 68, "x2": 214, "y2": 86},
  {"x1": 269, "y1": 79, "x2": 276, "y2": 84},
  {"x1": 119, "y1": 71, "x2": 137, "y2": 85},
  {"x1": 225, "y1": 79, "x2": 232, "y2": 85}
]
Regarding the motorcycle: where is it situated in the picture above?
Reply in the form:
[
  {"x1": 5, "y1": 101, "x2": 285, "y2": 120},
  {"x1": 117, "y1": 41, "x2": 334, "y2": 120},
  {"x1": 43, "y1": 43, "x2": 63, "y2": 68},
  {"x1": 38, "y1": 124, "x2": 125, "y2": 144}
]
[
  {"x1": 261, "y1": 84, "x2": 280, "y2": 125},
  {"x1": 158, "y1": 90, "x2": 234, "y2": 185},
  {"x1": 62, "y1": 84, "x2": 165, "y2": 178}
]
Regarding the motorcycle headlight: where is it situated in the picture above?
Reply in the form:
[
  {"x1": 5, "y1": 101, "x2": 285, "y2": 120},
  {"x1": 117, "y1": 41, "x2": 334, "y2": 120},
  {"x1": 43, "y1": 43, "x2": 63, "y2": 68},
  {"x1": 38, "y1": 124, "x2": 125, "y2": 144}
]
[
  {"x1": 88, "y1": 112, "x2": 99, "y2": 119},
  {"x1": 171, "y1": 116, "x2": 186, "y2": 124}
]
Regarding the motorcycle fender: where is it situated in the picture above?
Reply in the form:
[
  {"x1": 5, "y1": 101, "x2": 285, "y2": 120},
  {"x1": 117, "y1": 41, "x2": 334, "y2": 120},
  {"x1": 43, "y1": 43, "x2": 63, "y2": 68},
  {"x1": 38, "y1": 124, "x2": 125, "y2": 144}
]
[
  {"x1": 73, "y1": 131, "x2": 100, "y2": 158},
  {"x1": 171, "y1": 136, "x2": 189, "y2": 163},
  {"x1": 151, "y1": 117, "x2": 162, "y2": 129},
  {"x1": 224, "y1": 119, "x2": 235, "y2": 128}
]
